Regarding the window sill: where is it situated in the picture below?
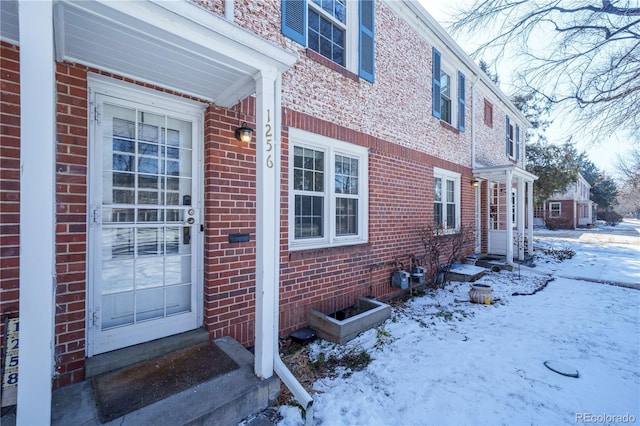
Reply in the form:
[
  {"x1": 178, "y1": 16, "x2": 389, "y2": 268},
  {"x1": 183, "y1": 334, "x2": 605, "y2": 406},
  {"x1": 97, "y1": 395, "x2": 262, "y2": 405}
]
[
  {"x1": 288, "y1": 241, "x2": 370, "y2": 261},
  {"x1": 439, "y1": 120, "x2": 460, "y2": 134},
  {"x1": 305, "y1": 48, "x2": 359, "y2": 82}
]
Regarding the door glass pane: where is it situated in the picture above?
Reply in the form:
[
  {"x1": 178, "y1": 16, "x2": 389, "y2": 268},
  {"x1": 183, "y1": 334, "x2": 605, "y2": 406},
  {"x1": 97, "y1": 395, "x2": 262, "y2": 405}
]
[
  {"x1": 103, "y1": 228, "x2": 134, "y2": 259},
  {"x1": 136, "y1": 257, "x2": 164, "y2": 289},
  {"x1": 165, "y1": 256, "x2": 191, "y2": 285},
  {"x1": 136, "y1": 288, "x2": 164, "y2": 322},
  {"x1": 166, "y1": 284, "x2": 191, "y2": 315},
  {"x1": 102, "y1": 260, "x2": 134, "y2": 293},
  {"x1": 166, "y1": 227, "x2": 181, "y2": 255},
  {"x1": 137, "y1": 209, "x2": 163, "y2": 222},
  {"x1": 102, "y1": 292, "x2": 134, "y2": 329},
  {"x1": 99, "y1": 102, "x2": 194, "y2": 333},
  {"x1": 137, "y1": 227, "x2": 162, "y2": 256},
  {"x1": 103, "y1": 208, "x2": 135, "y2": 223},
  {"x1": 138, "y1": 190, "x2": 159, "y2": 205},
  {"x1": 167, "y1": 117, "x2": 192, "y2": 149}
]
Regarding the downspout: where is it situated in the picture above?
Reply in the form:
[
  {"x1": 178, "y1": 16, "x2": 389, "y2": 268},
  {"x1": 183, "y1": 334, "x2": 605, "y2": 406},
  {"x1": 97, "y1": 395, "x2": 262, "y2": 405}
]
[
  {"x1": 471, "y1": 76, "x2": 480, "y2": 253},
  {"x1": 272, "y1": 74, "x2": 314, "y2": 424},
  {"x1": 471, "y1": 76, "x2": 479, "y2": 169},
  {"x1": 224, "y1": 0, "x2": 234, "y2": 21}
]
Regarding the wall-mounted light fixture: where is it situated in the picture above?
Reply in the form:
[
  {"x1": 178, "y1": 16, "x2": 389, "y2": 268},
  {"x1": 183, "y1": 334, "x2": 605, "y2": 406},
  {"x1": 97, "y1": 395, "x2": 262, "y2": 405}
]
[
  {"x1": 471, "y1": 178, "x2": 480, "y2": 187},
  {"x1": 235, "y1": 123, "x2": 254, "y2": 144}
]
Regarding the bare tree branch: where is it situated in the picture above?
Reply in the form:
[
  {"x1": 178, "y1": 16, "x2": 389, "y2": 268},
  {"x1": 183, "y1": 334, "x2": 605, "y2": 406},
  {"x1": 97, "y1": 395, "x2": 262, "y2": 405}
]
[{"x1": 449, "y1": 0, "x2": 640, "y2": 141}]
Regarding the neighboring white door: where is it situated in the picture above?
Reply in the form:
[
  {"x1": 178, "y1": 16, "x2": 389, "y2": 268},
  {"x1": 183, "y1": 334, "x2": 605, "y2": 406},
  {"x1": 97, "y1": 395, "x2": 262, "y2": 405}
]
[{"x1": 88, "y1": 83, "x2": 203, "y2": 356}]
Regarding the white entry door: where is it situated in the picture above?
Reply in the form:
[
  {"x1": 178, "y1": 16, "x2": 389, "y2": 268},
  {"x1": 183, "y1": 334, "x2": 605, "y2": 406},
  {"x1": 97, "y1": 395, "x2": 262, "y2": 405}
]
[{"x1": 88, "y1": 84, "x2": 203, "y2": 356}]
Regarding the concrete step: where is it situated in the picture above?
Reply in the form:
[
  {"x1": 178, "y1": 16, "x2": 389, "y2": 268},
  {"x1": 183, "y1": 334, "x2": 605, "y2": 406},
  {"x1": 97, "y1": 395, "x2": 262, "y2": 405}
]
[{"x1": 2, "y1": 335, "x2": 280, "y2": 426}]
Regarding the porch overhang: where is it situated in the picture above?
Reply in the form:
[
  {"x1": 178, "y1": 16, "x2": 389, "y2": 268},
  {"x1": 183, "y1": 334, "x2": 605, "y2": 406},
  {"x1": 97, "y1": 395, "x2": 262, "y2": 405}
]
[
  {"x1": 1, "y1": 0, "x2": 298, "y2": 107},
  {"x1": 473, "y1": 164, "x2": 538, "y2": 265},
  {"x1": 473, "y1": 164, "x2": 538, "y2": 183},
  {"x1": 4, "y1": 1, "x2": 300, "y2": 423}
]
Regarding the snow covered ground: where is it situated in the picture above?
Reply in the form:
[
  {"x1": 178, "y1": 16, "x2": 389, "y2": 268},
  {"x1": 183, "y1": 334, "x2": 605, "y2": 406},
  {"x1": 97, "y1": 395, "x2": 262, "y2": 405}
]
[{"x1": 276, "y1": 220, "x2": 640, "y2": 425}]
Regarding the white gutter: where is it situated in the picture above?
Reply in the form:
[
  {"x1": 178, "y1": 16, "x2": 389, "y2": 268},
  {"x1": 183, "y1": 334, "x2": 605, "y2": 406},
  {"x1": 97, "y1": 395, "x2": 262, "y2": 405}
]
[
  {"x1": 224, "y1": 0, "x2": 233, "y2": 21},
  {"x1": 272, "y1": 74, "x2": 314, "y2": 424}
]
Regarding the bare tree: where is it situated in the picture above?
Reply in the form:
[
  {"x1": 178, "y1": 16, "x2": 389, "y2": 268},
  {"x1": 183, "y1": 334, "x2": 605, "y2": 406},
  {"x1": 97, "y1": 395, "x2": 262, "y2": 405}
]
[
  {"x1": 616, "y1": 145, "x2": 640, "y2": 188},
  {"x1": 449, "y1": 1, "x2": 640, "y2": 140}
]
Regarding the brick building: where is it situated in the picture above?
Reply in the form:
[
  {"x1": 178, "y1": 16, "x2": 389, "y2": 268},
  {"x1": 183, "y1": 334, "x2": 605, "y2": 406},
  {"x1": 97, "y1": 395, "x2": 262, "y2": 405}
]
[
  {"x1": 1, "y1": 0, "x2": 535, "y2": 422},
  {"x1": 534, "y1": 173, "x2": 595, "y2": 229}
]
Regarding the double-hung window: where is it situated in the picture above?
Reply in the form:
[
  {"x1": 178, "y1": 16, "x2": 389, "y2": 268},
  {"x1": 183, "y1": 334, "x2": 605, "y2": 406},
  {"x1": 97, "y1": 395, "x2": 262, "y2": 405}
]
[
  {"x1": 433, "y1": 168, "x2": 460, "y2": 231},
  {"x1": 289, "y1": 128, "x2": 369, "y2": 249},
  {"x1": 440, "y1": 72, "x2": 452, "y2": 124},
  {"x1": 308, "y1": 0, "x2": 347, "y2": 66},
  {"x1": 281, "y1": 0, "x2": 375, "y2": 82},
  {"x1": 432, "y1": 47, "x2": 466, "y2": 131},
  {"x1": 549, "y1": 202, "x2": 561, "y2": 218},
  {"x1": 505, "y1": 115, "x2": 520, "y2": 160}
]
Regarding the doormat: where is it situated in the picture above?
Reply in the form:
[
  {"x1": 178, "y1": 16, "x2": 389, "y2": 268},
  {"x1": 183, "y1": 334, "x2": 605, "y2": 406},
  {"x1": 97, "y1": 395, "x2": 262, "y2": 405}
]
[{"x1": 92, "y1": 342, "x2": 239, "y2": 423}]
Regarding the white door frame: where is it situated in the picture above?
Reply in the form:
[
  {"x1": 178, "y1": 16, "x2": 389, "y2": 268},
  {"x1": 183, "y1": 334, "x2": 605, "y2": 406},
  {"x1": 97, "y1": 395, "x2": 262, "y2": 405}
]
[{"x1": 86, "y1": 74, "x2": 205, "y2": 356}]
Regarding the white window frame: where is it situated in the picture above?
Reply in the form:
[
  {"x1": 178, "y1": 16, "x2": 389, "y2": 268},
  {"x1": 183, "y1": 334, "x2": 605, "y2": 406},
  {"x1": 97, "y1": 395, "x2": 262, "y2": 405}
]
[
  {"x1": 307, "y1": 0, "x2": 358, "y2": 72},
  {"x1": 549, "y1": 202, "x2": 561, "y2": 218},
  {"x1": 289, "y1": 128, "x2": 369, "y2": 250},
  {"x1": 508, "y1": 122, "x2": 515, "y2": 158},
  {"x1": 433, "y1": 167, "x2": 461, "y2": 232},
  {"x1": 440, "y1": 61, "x2": 458, "y2": 127}
]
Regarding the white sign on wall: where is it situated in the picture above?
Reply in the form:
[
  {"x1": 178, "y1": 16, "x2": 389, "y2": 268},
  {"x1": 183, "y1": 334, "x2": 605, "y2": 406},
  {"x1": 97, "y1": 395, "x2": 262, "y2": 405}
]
[{"x1": 1, "y1": 317, "x2": 19, "y2": 407}]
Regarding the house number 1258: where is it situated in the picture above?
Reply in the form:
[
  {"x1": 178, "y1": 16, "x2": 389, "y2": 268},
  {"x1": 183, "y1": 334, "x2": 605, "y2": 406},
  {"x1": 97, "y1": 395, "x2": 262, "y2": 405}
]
[{"x1": 265, "y1": 109, "x2": 273, "y2": 169}]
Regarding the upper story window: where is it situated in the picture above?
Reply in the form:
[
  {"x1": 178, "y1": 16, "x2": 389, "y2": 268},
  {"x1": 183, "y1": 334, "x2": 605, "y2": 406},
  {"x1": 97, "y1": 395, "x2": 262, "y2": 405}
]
[
  {"x1": 308, "y1": 0, "x2": 346, "y2": 66},
  {"x1": 484, "y1": 99, "x2": 493, "y2": 127},
  {"x1": 505, "y1": 115, "x2": 520, "y2": 160},
  {"x1": 282, "y1": 0, "x2": 375, "y2": 83},
  {"x1": 289, "y1": 128, "x2": 369, "y2": 250},
  {"x1": 432, "y1": 47, "x2": 465, "y2": 131},
  {"x1": 434, "y1": 168, "x2": 460, "y2": 231},
  {"x1": 440, "y1": 72, "x2": 452, "y2": 124}
]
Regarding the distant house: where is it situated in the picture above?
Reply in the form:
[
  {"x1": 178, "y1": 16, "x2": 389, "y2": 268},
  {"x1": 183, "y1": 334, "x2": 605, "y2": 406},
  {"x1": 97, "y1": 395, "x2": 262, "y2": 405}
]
[{"x1": 534, "y1": 174, "x2": 595, "y2": 229}]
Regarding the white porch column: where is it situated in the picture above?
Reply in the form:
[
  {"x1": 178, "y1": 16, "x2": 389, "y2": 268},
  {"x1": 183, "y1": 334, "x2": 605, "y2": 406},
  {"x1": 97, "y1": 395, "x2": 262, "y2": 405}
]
[
  {"x1": 517, "y1": 176, "x2": 525, "y2": 260},
  {"x1": 505, "y1": 170, "x2": 514, "y2": 264},
  {"x1": 474, "y1": 183, "x2": 481, "y2": 253},
  {"x1": 253, "y1": 68, "x2": 279, "y2": 379},
  {"x1": 527, "y1": 181, "x2": 534, "y2": 255},
  {"x1": 17, "y1": 0, "x2": 56, "y2": 424}
]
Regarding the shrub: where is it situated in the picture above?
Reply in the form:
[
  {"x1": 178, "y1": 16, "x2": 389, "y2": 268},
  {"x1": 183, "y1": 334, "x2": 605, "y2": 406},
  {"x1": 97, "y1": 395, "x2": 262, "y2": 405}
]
[
  {"x1": 598, "y1": 210, "x2": 623, "y2": 226},
  {"x1": 545, "y1": 216, "x2": 574, "y2": 230},
  {"x1": 541, "y1": 247, "x2": 575, "y2": 261}
]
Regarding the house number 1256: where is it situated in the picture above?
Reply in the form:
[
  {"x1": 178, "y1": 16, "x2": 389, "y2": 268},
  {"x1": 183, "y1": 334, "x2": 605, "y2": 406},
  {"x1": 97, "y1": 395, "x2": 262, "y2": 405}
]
[{"x1": 265, "y1": 109, "x2": 273, "y2": 169}]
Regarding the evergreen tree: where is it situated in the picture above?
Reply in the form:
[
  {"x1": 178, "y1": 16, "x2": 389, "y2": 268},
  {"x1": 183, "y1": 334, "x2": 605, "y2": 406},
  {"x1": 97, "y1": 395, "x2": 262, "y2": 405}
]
[{"x1": 526, "y1": 141, "x2": 581, "y2": 206}]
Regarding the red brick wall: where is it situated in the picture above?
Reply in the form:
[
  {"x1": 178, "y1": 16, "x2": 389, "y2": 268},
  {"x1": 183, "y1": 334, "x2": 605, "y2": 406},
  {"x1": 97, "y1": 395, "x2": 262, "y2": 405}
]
[
  {"x1": 277, "y1": 109, "x2": 475, "y2": 336},
  {"x1": 199, "y1": 99, "x2": 476, "y2": 342},
  {"x1": 545, "y1": 200, "x2": 576, "y2": 229},
  {"x1": 0, "y1": 41, "x2": 21, "y2": 348},
  {"x1": 203, "y1": 99, "x2": 259, "y2": 346},
  {"x1": 53, "y1": 62, "x2": 89, "y2": 388}
]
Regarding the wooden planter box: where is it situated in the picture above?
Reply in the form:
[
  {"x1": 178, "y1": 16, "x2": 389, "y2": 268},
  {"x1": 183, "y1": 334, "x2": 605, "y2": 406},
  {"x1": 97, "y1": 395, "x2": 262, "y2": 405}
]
[{"x1": 308, "y1": 298, "x2": 391, "y2": 344}]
